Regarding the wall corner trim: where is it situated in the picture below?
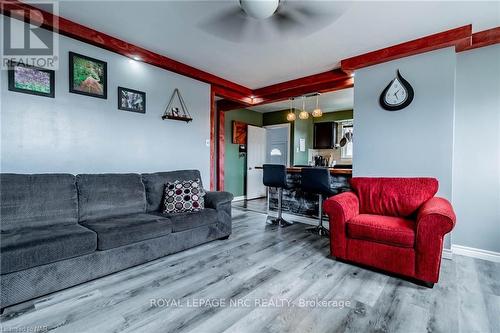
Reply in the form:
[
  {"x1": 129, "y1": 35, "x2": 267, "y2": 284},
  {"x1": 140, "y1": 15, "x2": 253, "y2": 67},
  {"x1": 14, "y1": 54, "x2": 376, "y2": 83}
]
[{"x1": 451, "y1": 244, "x2": 500, "y2": 263}]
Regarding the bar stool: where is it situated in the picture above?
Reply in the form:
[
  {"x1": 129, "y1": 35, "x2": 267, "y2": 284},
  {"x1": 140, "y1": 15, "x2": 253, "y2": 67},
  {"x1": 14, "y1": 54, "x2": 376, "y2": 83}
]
[
  {"x1": 300, "y1": 167, "x2": 335, "y2": 236},
  {"x1": 263, "y1": 164, "x2": 293, "y2": 227}
]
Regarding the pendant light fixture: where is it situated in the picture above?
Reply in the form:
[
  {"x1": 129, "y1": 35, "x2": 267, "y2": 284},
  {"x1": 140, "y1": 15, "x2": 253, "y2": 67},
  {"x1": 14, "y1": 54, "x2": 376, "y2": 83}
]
[
  {"x1": 298, "y1": 96, "x2": 309, "y2": 120},
  {"x1": 286, "y1": 98, "x2": 296, "y2": 121},
  {"x1": 312, "y1": 93, "x2": 323, "y2": 118}
]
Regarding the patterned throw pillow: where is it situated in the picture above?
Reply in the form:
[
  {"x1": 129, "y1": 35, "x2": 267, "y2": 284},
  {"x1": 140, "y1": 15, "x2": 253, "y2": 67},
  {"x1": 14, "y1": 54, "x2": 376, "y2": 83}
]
[{"x1": 163, "y1": 179, "x2": 205, "y2": 214}]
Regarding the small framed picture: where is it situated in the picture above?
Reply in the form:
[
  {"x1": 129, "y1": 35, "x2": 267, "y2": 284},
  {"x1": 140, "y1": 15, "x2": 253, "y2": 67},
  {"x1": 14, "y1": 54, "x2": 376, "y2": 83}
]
[
  {"x1": 8, "y1": 61, "x2": 55, "y2": 98},
  {"x1": 118, "y1": 87, "x2": 146, "y2": 113},
  {"x1": 69, "y1": 51, "x2": 107, "y2": 99}
]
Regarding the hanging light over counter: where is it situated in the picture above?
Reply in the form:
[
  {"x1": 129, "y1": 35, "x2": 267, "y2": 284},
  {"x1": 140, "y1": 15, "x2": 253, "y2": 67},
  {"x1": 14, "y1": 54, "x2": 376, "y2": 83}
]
[
  {"x1": 298, "y1": 96, "x2": 309, "y2": 120},
  {"x1": 286, "y1": 98, "x2": 296, "y2": 121},
  {"x1": 312, "y1": 93, "x2": 323, "y2": 118}
]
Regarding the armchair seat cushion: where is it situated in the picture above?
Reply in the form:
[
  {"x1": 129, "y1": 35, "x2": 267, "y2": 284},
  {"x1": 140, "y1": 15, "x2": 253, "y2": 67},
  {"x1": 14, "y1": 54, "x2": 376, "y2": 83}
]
[
  {"x1": 158, "y1": 208, "x2": 218, "y2": 232},
  {"x1": 1, "y1": 224, "x2": 97, "y2": 274},
  {"x1": 347, "y1": 214, "x2": 415, "y2": 248},
  {"x1": 81, "y1": 213, "x2": 172, "y2": 250}
]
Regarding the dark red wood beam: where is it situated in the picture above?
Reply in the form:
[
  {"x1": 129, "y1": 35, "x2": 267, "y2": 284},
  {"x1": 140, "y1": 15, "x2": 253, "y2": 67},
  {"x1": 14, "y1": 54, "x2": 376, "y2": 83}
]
[
  {"x1": 457, "y1": 27, "x2": 500, "y2": 52},
  {"x1": 217, "y1": 77, "x2": 354, "y2": 112},
  {"x1": 211, "y1": 85, "x2": 252, "y2": 105},
  {"x1": 341, "y1": 25, "x2": 472, "y2": 71},
  {"x1": 253, "y1": 69, "x2": 350, "y2": 97},
  {"x1": 0, "y1": 0, "x2": 252, "y2": 96}
]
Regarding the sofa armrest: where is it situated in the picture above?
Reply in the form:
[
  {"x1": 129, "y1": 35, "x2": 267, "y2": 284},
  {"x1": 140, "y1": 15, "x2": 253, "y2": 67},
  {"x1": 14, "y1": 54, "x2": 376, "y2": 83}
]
[
  {"x1": 415, "y1": 197, "x2": 456, "y2": 282},
  {"x1": 323, "y1": 191, "x2": 360, "y2": 258},
  {"x1": 204, "y1": 191, "x2": 234, "y2": 210}
]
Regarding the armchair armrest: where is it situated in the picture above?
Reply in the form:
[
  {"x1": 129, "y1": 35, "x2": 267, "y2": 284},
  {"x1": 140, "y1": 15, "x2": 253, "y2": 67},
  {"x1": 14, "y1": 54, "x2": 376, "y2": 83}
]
[
  {"x1": 416, "y1": 197, "x2": 456, "y2": 235},
  {"x1": 415, "y1": 197, "x2": 456, "y2": 282},
  {"x1": 204, "y1": 191, "x2": 234, "y2": 210},
  {"x1": 323, "y1": 191, "x2": 360, "y2": 258}
]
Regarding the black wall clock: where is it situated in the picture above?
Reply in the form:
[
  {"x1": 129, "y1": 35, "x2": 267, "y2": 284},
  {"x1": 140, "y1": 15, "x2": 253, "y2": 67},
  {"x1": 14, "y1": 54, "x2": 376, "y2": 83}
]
[{"x1": 379, "y1": 70, "x2": 414, "y2": 111}]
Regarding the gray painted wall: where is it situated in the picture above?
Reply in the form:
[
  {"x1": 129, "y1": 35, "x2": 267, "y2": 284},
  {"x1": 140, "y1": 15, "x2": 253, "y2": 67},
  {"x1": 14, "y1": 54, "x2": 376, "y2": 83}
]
[
  {"x1": 1, "y1": 29, "x2": 211, "y2": 186},
  {"x1": 353, "y1": 48, "x2": 456, "y2": 199},
  {"x1": 453, "y1": 45, "x2": 500, "y2": 253},
  {"x1": 353, "y1": 48, "x2": 456, "y2": 249}
]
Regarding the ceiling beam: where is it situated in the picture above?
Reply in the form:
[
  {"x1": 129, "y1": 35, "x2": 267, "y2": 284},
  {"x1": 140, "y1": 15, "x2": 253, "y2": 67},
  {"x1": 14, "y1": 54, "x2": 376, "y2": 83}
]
[
  {"x1": 217, "y1": 77, "x2": 354, "y2": 112},
  {"x1": 252, "y1": 69, "x2": 350, "y2": 97},
  {"x1": 457, "y1": 27, "x2": 500, "y2": 52},
  {"x1": 341, "y1": 25, "x2": 472, "y2": 71},
  {"x1": 0, "y1": 0, "x2": 252, "y2": 96}
]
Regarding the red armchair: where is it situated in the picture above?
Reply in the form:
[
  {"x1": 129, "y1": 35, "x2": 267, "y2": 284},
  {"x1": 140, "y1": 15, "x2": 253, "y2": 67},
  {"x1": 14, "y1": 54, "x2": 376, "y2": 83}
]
[{"x1": 324, "y1": 177, "x2": 456, "y2": 286}]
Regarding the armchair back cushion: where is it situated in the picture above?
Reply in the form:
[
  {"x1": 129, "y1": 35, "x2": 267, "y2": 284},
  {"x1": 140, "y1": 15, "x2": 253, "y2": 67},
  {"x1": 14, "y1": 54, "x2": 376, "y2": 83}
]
[
  {"x1": 141, "y1": 170, "x2": 203, "y2": 212},
  {"x1": 0, "y1": 174, "x2": 78, "y2": 231},
  {"x1": 77, "y1": 174, "x2": 146, "y2": 221},
  {"x1": 350, "y1": 177, "x2": 438, "y2": 217}
]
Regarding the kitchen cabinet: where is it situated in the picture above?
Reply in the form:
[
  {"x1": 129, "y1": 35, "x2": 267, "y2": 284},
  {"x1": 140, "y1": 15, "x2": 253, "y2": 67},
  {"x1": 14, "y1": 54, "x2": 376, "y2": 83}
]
[{"x1": 313, "y1": 122, "x2": 337, "y2": 149}]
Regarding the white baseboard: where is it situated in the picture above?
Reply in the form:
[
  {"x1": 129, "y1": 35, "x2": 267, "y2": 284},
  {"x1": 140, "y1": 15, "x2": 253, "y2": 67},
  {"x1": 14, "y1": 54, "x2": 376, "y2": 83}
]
[
  {"x1": 232, "y1": 196, "x2": 246, "y2": 202},
  {"x1": 451, "y1": 245, "x2": 500, "y2": 263},
  {"x1": 442, "y1": 248, "x2": 453, "y2": 260}
]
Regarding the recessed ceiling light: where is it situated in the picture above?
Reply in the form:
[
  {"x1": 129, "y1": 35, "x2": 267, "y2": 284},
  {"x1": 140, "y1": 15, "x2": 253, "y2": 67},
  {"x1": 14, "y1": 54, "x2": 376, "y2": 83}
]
[{"x1": 132, "y1": 56, "x2": 141, "y2": 61}]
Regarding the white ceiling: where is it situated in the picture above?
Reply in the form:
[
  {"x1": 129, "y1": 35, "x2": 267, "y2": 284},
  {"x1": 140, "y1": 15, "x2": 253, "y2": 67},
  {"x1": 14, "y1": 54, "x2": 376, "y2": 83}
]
[
  {"x1": 248, "y1": 88, "x2": 353, "y2": 113},
  {"x1": 47, "y1": 1, "x2": 499, "y2": 88}
]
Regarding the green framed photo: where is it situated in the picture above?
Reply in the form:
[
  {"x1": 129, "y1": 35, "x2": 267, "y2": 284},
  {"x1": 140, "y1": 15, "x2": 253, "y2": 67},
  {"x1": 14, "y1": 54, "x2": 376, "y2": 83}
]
[{"x1": 69, "y1": 51, "x2": 107, "y2": 99}]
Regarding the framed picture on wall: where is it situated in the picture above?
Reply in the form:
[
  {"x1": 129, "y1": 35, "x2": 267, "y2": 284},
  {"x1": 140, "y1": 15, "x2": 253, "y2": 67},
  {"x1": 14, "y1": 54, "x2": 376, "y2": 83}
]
[
  {"x1": 69, "y1": 52, "x2": 107, "y2": 99},
  {"x1": 118, "y1": 87, "x2": 146, "y2": 113},
  {"x1": 7, "y1": 61, "x2": 55, "y2": 98}
]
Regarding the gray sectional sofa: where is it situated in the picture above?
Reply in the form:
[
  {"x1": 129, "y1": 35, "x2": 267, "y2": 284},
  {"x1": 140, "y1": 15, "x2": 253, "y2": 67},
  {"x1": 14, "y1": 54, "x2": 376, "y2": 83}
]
[{"x1": 0, "y1": 170, "x2": 233, "y2": 310}]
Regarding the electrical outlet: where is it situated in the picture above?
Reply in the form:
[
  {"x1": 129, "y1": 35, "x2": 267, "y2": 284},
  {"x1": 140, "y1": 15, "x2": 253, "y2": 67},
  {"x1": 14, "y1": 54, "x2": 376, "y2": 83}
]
[{"x1": 205, "y1": 139, "x2": 210, "y2": 147}]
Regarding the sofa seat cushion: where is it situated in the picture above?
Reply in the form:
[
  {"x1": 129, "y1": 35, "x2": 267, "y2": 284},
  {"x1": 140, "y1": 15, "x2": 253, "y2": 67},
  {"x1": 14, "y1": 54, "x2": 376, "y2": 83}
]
[
  {"x1": 81, "y1": 213, "x2": 172, "y2": 250},
  {"x1": 158, "y1": 208, "x2": 218, "y2": 233},
  {"x1": 1, "y1": 224, "x2": 97, "y2": 274},
  {"x1": 347, "y1": 214, "x2": 415, "y2": 248}
]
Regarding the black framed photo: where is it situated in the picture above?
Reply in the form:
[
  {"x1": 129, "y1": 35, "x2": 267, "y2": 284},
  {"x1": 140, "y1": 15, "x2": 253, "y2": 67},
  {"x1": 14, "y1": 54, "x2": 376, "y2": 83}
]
[
  {"x1": 69, "y1": 51, "x2": 107, "y2": 99},
  {"x1": 8, "y1": 61, "x2": 55, "y2": 98},
  {"x1": 118, "y1": 87, "x2": 146, "y2": 113}
]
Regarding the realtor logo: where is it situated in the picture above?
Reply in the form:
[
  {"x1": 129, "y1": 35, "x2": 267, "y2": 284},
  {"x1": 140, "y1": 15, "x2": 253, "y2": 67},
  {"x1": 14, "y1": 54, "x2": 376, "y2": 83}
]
[{"x1": 1, "y1": 1, "x2": 59, "y2": 69}]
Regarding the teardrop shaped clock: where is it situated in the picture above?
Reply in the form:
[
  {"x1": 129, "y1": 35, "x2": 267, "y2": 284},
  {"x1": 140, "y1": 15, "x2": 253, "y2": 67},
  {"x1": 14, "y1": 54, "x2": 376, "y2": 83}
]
[{"x1": 379, "y1": 70, "x2": 414, "y2": 111}]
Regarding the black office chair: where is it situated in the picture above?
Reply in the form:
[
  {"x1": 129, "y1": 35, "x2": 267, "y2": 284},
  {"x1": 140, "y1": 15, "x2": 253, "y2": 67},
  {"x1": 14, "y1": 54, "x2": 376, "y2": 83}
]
[
  {"x1": 263, "y1": 164, "x2": 292, "y2": 227},
  {"x1": 300, "y1": 167, "x2": 335, "y2": 236}
]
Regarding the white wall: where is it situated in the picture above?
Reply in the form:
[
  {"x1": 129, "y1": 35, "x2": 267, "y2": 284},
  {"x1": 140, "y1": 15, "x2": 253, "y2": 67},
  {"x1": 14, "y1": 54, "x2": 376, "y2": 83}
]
[
  {"x1": 353, "y1": 48, "x2": 456, "y2": 199},
  {"x1": 453, "y1": 45, "x2": 500, "y2": 253},
  {"x1": 1, "y1": 30, "x2": 212, "y2": 186}
]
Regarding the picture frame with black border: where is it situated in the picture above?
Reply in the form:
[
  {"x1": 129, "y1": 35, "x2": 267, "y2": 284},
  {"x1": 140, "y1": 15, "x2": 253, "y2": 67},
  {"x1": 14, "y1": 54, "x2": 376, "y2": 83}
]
[
  {"x1": 117, "y1": 86, "x2": 146, "y2": 113},
  {"x1": 69, "y1": 51, "x2": 107, "y2": 99},
  {"x1": 8, "y1": 61, "x2": 55, "y2": 98}
]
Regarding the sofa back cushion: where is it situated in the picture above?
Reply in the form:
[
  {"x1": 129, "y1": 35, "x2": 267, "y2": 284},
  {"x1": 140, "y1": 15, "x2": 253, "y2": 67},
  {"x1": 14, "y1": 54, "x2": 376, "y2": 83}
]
[
  {"x1": 77, "y1": 174, "x2": 146, "y2": 221},
  {"x1": 0, "y1": 174, "x2": 78, "y2": 231},
  {"x1": 141, "y1": 170, "x2": 202, "y2": 212},
  {"x1": 350, "y1": 177, "x2": 438, "y2": 217}
]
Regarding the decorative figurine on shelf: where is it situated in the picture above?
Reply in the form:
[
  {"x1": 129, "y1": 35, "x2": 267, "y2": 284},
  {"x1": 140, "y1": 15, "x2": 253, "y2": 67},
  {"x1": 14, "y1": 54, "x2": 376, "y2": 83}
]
[{"x1": 162, "y1": 88, "x2": 193, "y2": 122}]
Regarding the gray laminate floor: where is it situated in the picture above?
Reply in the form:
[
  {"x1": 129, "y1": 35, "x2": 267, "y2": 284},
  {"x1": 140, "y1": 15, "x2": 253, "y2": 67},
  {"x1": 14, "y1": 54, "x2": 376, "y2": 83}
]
[{"x1": 1, "y1": 207, "x2": 499, "y2": 333}]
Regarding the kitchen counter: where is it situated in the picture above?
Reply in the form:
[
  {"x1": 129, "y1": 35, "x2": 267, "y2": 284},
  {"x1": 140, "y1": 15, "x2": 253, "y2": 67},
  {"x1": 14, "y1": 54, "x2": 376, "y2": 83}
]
[
  {"x1": 255, "y1": 166, "x2": 352, "y2": 175},
  {"x1": 258, "y1": 166, "x2": 352, "y2": 220}
]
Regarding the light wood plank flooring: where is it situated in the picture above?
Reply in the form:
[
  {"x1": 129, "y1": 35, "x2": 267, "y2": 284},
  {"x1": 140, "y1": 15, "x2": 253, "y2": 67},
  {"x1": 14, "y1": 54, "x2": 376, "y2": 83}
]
[{"x1": 1, "y1": 207, "x2": 499, "y2": 333}]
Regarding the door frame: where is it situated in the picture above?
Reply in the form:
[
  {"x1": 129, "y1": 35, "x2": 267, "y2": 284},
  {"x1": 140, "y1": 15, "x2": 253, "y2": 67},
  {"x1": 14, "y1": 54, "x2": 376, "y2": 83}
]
[
  {"x1": 246, "y1": 125, "x2": 267, "y2": 200},
  {"x1": 263, "y1": 123, "x2": 292, "y2": 167}
]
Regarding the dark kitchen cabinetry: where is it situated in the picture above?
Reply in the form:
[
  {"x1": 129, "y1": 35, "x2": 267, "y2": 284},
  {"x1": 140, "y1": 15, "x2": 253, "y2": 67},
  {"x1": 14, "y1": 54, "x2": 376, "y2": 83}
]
[{"x1": 313, "y1": 122, "x2": 337, "y2": 149}]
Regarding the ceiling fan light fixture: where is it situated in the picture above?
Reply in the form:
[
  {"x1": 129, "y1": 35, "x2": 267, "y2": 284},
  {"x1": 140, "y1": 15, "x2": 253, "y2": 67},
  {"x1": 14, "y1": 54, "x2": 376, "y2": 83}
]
[{"x1": 239, "y1": 0, "x2": 280, "y2": 19}]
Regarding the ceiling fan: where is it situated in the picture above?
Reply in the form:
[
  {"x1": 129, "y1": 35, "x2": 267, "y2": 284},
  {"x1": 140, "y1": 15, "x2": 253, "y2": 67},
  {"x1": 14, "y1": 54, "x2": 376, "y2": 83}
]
[{"x1": 199, "y1": 0, "x2": 346, "y2": 43}]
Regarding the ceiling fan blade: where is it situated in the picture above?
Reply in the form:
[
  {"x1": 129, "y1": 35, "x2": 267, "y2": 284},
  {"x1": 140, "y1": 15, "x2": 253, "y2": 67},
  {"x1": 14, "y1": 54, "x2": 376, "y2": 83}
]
[
  {"x1": 269, "y1": 10, "x2": 303, "y2": 31},
  {"x1": 198, "y1": 7, "x2": 251, "y2": 42}
]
